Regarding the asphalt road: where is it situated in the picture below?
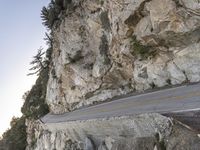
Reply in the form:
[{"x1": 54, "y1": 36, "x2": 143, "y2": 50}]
[{"x1": 41, "y1": 83, "x2": 200, "y2": 123}]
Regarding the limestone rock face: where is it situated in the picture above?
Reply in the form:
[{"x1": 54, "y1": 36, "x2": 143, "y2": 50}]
[
  {"x1": 26, "y1": 0, "x2": 200, "y2": 149},
  {"x1": 166, "y1": 121, "x2": 200, "y2": 150},
  {"x1": 45, "y1": 0, "x2": 200, "y2": 113},
  {"x1": 26, "y1": 114, "x2": 200, "y2": 150},
  {"x1": 26, "y1": 120, "x2": 81, "y2": 150}
]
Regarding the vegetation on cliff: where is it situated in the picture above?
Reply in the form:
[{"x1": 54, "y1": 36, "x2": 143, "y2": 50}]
[
  {"x1": 0, "y1": 117, "x2": 27, "y2": 150},
  {"x1": 21, "y1": 47, "x2": 52, "y2": 119},
  {"x1": 41, "y1": 0, "x2": 72, "y2": 30},
  {"x1": 0, "y1": 0, "x2": 69, "y2": 148},
  {"x1": 0, "y1": 46, "x2": 52, "y2": 150},
  {"x1": 0, "y1": 5, "x2": 54, "y2": 150}
]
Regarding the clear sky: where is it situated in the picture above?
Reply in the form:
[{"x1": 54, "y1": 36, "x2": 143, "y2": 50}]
[{"x1": 0, "y1": 0, "x2": 49, "y2": 136}]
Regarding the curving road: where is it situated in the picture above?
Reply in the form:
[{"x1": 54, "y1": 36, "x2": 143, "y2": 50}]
[{"x1": 41, "y1": 83, "x2": 200, "y2": 124}]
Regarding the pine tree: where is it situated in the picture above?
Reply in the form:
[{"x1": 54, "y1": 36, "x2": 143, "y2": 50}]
[{"x1": 28, "y1": 48, "x2": 46, "y2": 76}]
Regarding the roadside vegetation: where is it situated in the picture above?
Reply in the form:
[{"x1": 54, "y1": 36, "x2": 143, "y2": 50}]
[
  {"x1": 0, "y1": 117, "x2": 27, "y2": 150},
  {"x1": 0, "y1": 40, "x2": 52, "y2": 150},
  {"x1": 0, "y1": 1, "x2": 58, "y2": 148}
]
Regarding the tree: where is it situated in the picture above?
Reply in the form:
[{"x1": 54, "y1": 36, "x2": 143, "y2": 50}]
[
  {"x1": 44, "y1": 32, "x2": 53, "y2": 47},
  {"x1": 0, "y1": 117, "x2": 27, "y2": 150},
  {"x1": 41, "y1": 0, "x2": 62, "y2": 30},
  {"x1": 10, "y1": 117, "x2": 19, "y2": 127},
  {"x1": 22, "y1": 91, "x2": 30, "y2": 101},
  {"x1": 28, "y1": 47, "x2": 46, "y2": 76}
]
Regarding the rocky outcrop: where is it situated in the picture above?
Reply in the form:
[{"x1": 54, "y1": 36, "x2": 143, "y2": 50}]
[
  {"x1": 26, "y1": 113, "x2": 200, "y2": 150},
  {"x1": 26, "y1": 119, "x2": 82, "y2": 150},
  {"x1": 45, "y1": 0, "x2": 200, "y2": 114},
  {"x1": 25, "y1": 0, "x2": 200, "y2": 149}
]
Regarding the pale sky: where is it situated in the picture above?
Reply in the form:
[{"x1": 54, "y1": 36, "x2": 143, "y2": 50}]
[{"x1": 0, "y1": 0, "x2": 49, "y2": 136}]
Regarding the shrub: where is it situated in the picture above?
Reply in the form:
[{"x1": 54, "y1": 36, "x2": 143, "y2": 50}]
[
  {"x1": 130, "y1": 35, "x2": 157, "y2": 59},
  {"x1": 21, "y1": 67, "x2": 50, "y2": 119},
  {"x1": 0, "y1": 117, "x2": 27, "y2": 150}
]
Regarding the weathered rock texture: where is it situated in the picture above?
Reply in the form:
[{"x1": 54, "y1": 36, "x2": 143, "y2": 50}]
[
  {"x1": 46, "y1": 0, "x2": 200, "y2": 113},
  {"x1": 26, "y1": 0, "x2": 200, "y2": 149},
  {"x1": 26, "y1": 114, "x2": 200, "y2": 150}
]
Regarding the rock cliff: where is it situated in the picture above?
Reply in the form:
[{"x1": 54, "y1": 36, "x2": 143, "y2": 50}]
[
  {"x1": 26, "y1": 114, "x2": 200, "y2": 150},
  {"x1": 26, "y1": 0, "x2": 200, "y2": 149},
  {"x1": 46, "y1": 0, "x2": 200, "y2": 113}
]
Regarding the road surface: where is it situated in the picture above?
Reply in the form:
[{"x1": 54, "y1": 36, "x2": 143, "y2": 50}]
[{"x1": 42, "y1": 83, "x2": 200, "y2": 123}]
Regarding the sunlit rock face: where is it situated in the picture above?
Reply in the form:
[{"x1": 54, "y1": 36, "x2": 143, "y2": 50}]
[{"x1": 46, "y1": 0, "x2": 200, "y2": 113}]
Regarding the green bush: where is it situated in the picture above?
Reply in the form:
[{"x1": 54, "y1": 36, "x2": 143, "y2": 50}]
[
  {"x1": 130, "y1": 35, "x2": 157, "y2": 59},
  {"x1": 0, "y1": 117, "x2": 27, "y2": 150},
  {"x1": 22, "y1": 44, "x2": 52, "y2": 119},
  {"x1": 21, "y1": 67, "x2": 50, "y2": 119}
]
